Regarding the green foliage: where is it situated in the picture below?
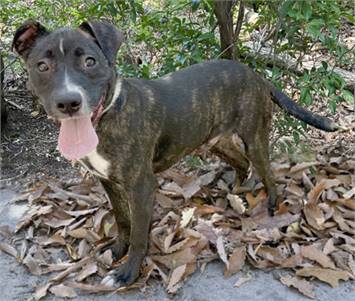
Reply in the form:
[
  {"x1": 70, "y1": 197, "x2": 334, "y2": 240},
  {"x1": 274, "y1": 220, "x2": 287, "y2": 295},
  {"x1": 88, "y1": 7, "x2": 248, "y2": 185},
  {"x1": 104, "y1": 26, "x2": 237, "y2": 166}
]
[
  {"x1": 121, "y1": 0, "x2": 219, "y2": 78},
  {"x1": 1, "y1": 0, "x2": 220, "y2": 78},
  {"x1": 243, "y1": 0, "x2": 353, "y2": 149},
  {"x1": 184, "y1": 154, "x2": 204, "y2": 169}
]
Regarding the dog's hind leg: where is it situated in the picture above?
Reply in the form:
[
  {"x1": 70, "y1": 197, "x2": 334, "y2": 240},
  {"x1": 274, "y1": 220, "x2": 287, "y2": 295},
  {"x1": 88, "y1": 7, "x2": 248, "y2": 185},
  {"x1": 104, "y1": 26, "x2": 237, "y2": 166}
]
[
  {"x1": 246, "y1": 142, "x2": 277, "y2": 215},
  {"x1": 239, "y1": 111, "x2": 277, "y2": 215},
  {"x1": 210, "y1": 134, "x2": 250, "y2": 188}
]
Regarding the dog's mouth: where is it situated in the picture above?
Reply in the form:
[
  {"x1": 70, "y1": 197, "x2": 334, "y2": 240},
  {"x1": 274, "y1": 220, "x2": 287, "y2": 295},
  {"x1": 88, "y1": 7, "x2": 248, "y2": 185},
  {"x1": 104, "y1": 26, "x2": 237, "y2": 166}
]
[{"x1": 57, "y1": 93, "x2": 106, "y2": 161}]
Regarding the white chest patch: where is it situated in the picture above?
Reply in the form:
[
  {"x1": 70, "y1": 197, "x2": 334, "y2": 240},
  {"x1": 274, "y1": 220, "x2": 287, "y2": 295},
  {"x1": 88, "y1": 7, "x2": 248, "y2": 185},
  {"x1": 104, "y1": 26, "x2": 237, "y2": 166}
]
[{"x1": 80, "y1": 149, "x2": 110, "y2": 179}]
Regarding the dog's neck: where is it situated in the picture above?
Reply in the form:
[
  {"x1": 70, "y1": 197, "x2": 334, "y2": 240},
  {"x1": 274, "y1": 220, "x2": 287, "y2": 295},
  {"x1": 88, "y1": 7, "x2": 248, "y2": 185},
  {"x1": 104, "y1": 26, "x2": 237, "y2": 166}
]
[{"x1": 94, "y1": 73, "x2": 124, "y2": 126}]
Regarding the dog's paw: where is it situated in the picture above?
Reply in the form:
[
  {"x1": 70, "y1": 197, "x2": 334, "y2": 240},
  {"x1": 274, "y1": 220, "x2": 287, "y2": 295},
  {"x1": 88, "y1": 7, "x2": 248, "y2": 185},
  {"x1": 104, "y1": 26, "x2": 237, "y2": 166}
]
[
  {"x1": 102, "y1": 239, "x2": 128, "y2": 261},
  {"x1": 101, "y1": 273, "x2": 116, "y2": 287},
  {"x1": 101, "y1": 261, "x2": 140, "y2": 288}
]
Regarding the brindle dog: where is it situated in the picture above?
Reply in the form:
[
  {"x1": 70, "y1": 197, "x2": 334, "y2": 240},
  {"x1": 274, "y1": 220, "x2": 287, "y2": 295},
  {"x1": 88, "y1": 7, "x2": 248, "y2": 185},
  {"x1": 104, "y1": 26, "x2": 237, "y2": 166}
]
[{"x1": 12, "y1": 20, "x2": 337, "y2": 286}]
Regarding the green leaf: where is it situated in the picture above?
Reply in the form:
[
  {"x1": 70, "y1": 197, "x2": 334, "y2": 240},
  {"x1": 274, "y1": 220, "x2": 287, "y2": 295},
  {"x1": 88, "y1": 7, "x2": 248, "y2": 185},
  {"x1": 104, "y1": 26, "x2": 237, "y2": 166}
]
[
  {"x1": 301, "y1": 1, "x2": 312, "y2": 20},
  {"x1": 306, "y1": 19, "x2": 325, "y2": 38},
  {"x1": 197, "y1": 32, "x2": 214, "y2": 41},
  {"x1": 321, "y1": 61, "x2": 328, "y2": 71},
  {"x1": 292, "y1": 130, "x2": 300, "y2": 144},
  {"x1": 341, "y1": 90, "x2": 354, "y2": 103},
  {"x1": 280, "y1": 0, "x2": 294, "y2": 17},
  {"x1": 325, "y1": 79, "x2": 336, "y2": 95},
  {"x1": 329, "y1": 99, "x2": 337, "y2": 113},
  {"x1": 141, "y1": 63, "x2": 150, "y2": 78},
  {"x1": 300, "y1": 88, "x2": 312, "y2": 105}
]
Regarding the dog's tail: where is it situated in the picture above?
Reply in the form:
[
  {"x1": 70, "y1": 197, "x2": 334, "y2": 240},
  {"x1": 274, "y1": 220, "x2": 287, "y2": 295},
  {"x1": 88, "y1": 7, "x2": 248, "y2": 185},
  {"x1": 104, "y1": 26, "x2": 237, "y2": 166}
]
[{"x1": 269, "y1": 85, "x2": 338, "y2": 132}]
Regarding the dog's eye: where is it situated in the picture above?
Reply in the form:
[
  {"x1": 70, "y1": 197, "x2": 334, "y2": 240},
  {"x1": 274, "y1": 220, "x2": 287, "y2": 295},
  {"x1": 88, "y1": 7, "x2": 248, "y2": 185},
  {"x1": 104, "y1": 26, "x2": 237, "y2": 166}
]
[
  {"x1": 85, "y1": 57, "x2": 96, "y2": 67},
  {"x1": 37, "y1": 62, "x2": 49, "y2": 72}
]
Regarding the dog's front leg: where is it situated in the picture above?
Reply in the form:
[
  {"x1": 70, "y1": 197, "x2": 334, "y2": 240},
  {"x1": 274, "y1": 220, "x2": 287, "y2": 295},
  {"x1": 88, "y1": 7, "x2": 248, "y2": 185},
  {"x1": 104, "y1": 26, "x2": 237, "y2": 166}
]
[
  {"x1": 102, "y1": 169, "x2": 156, "y2": 287},
  {"x1": 100, "y1": 180, "x2": 131, "y2": 259}
]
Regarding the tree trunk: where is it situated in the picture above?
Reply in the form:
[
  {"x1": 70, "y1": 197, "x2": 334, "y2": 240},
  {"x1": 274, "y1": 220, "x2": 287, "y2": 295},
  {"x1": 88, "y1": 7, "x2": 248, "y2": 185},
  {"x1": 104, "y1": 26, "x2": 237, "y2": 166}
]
[
  {"x1": 1, "y1": 53, "x2": 6, "y2": 128},
  {"x1": 213, "y1": 1, "x2": 236, "y2": 60}
]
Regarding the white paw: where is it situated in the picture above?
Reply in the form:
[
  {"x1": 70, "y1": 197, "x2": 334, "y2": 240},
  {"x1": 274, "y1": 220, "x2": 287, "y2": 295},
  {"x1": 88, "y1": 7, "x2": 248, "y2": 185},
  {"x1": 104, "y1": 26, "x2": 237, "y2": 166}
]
[{"x1": 101, "y1": 273, "x2": 115, "y2": 287}]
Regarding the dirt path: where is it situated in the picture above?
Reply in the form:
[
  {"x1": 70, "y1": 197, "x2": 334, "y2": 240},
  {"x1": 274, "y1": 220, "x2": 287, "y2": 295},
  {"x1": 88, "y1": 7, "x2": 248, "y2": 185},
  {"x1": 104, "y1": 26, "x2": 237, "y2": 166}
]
[{"x1": 1, "y1": 86, "x2": 81, "y2": 190}]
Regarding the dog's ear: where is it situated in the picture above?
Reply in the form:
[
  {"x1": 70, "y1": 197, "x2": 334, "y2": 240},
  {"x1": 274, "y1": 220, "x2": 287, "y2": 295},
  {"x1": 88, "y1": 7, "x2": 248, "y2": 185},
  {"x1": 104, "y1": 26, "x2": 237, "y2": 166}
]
[
  {"x1": 12, "y1": 20, "x2": 49, "y2": 60},
  {"x1": 79, "y1": 20, "x2": 124, "y2": 67}
]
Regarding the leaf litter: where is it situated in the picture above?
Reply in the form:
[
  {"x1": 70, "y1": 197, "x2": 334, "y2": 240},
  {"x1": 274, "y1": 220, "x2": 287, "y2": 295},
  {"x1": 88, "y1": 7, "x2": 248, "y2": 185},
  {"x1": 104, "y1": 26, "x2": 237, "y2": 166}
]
[{"x1": 0, "y1": 147, "x2": 354, "y2": 300}]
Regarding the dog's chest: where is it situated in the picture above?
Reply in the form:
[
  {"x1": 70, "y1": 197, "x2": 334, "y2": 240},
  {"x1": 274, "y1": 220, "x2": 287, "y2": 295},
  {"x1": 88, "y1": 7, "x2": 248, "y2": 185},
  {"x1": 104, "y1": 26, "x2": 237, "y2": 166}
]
[{"x1": 79, "y1": 149, "x2": 110, "y2": 179}]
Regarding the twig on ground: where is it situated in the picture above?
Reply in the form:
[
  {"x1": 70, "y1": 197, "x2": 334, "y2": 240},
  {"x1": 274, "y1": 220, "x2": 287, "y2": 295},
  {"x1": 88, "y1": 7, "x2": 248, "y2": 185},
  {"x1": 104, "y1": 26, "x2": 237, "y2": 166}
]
[
  {"x1": 5, "y1": 99, "x2": 24, "y2": 110},
  {"x1": 0, "y1": 168, "x2": 28, "y2": 182}
]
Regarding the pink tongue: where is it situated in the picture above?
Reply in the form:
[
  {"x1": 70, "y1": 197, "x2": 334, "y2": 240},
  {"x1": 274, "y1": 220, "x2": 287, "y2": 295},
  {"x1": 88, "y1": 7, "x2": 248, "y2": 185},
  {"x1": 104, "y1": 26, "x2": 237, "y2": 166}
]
[{"x1": 58, "y1": 116, "x2": 98, "y2": 160}]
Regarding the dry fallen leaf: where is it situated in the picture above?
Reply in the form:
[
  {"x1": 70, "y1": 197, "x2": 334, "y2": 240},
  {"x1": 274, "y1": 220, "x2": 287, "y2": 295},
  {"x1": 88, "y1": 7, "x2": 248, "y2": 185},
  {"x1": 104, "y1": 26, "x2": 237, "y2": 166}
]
[
  {"x1": 216, "y1": 236, "x2": 229, "y2": 270},
  {"x1": 160, "y1": 182, "x2": 185, "y2": 197},
  {"x1": 307, "y1": 181, "x2": 327, "y2": 204},
  {"x1": 343, "y1": 187, "x2": 355, "y2": 199},
  {"x1": 180, "y1": 171, "x2": 216, "y2": 199},
  {"x1": 43, "y1": 217, "x2": 76, "y2": 228},
  {"x1": 0, "y1": 242, "x2": 18, "y2": 258},
  {"x1": 227, "y1": 193, "x2": 246, "y2": 214},
  {"x1": 167, "y1": 264, "x2": 187, "y2": 294},
  {"x1": 234, "y1": 273, "x2": 252, "y2": 287},
  {"x1": 296, "y1": 267, "x2": 350, "y2": 288},
  {"x1": 77, "y1": 239, "x2": 91, "y2": 258},
  {"x1": 286, "y1": 182, "x2": 305, "y2": 198},
  {"x1": 152, "y1": 248, "x2": 195, "y2": 270},
  {"x1": 50, "y1": 284, "x2": 77, "y2": 298},
  {"x1": 194, "y1": 221, "x2": 218, "y2": 244},
  {"x1": 330, "y1": 251, "x2": 353, "y2": 273},
  {"x1": 98, "y1": 249, "x2": 113, "y2": 267},
  {"x1": 224, "y1": 246, "x2": 246, "y2": 277},
  {"x1": 180, "y1": 207, "x2": 196, "y2": 228},
  {"x1": 76, "y1": 262, "x2": 98, "y2": 281},
  {"x1": 66, "y1": 282, "x2": 115, "y2": 292},
  {"x1": 23, "y1": 253, "x2": 42, "y2": 275},
  {"x1": 64, "y1": 208, "x2": 97, "y2": 217},
  {"x1": 280, "y1": 275, "x2": 315, "y2": 299},
  {"x1": 289, "y1": 162, "x2": 319, "y2": 174},
  {"x1": 34, "y1": 282, "x2": 52, "y2": 301},
  {"x1": 323, "y1": 238, "x2": 337, "y2": 255},
  {"x1": 155, "y1": 192, "x2": 175, "y2": 208},
  {"x1": 50, "y1": 257, "x2": 91, "y2": 282},
  {"x1": 303, "y1": 203, "x2": 325, "y2": 230},
  {"x1": 335, "y1": 198, "x2": 355, "y2": 210},
  {"x1": 245, "y1": 192, "x2": 259, "y2": 210},
  {"x1": 301, "y1": 245, "x2": 336, "y2": 269},
  {"x1": 40, "y1": 233, "x2": 66, "y2": 246},
  {"x1": 332, "y1": 208, "x2": 352, "y2": 233}
]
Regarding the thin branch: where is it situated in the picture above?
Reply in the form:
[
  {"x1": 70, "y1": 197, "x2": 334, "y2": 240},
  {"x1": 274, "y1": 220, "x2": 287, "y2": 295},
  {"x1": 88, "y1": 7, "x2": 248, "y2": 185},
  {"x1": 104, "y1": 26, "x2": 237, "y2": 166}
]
[
  {"x1": 233, "y1": 0, "x2": 245, "y2": 43},
  {"x1": 5, "y1": 99, "x2": 24, "y2": 110},
  {"x1": 0, "y1": 57, "x2": 19, "y2": 75}
]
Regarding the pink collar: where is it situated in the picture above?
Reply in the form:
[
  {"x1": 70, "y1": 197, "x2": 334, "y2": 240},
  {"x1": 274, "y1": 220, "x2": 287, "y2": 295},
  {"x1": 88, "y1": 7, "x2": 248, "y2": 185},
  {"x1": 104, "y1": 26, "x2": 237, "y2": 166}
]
[{"x1": 91, "y1": 91, "x2": 106, "y2": 127}]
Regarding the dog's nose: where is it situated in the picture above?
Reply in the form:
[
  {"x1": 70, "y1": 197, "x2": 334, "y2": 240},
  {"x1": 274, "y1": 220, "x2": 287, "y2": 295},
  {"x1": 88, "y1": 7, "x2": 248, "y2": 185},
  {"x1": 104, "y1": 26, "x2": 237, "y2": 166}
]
[
  {"x1": 57, "y1": 100, "x2": 81, "y2": 114},
  {"x1": 56, "y1": 96, "x2": 82, "y2": 115}
]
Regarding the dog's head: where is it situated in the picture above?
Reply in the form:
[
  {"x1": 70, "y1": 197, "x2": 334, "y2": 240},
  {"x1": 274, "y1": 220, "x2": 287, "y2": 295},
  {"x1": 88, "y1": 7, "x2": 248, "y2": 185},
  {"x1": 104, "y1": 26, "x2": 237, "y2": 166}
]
[
  {"x1": 12, "y1": 20, "x2": 124, "y2": 160},
  {"x1": 12, "y1": 20, "x2": 124, "y2": 120}
]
